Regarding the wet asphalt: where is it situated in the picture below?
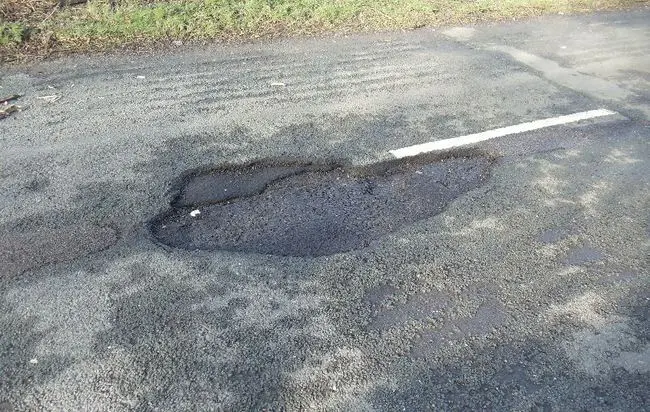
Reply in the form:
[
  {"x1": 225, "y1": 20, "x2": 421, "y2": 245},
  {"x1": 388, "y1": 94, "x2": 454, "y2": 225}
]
[{"x1": 0, "y1": 8, "x2": 649, "y2": 412}]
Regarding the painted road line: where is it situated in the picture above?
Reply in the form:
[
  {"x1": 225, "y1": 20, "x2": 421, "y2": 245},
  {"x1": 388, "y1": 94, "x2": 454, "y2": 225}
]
[{"x1": 389, "y1": 109, "x2": 618, "y2": 158}]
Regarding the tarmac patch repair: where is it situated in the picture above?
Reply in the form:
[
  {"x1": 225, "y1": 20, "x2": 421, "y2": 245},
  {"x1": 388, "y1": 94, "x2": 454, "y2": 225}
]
[{"x1": 150, "y1": 151, "x2": 494, "y2": 257}]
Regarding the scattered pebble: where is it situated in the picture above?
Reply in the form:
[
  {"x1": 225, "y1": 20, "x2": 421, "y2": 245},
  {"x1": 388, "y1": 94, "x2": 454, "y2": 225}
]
[
  {"x1": 29, "y1": 358, "x2": 38, "y2": 364},
  {"x1": 190, "y1": 209, "x2": 201, "y2": 217},
  {"x1": 0, "y1": 104, "x2": 20, "y2": 120},
  {"x1": 37, "y1": 95, "x2": 61, "y2": 103}
]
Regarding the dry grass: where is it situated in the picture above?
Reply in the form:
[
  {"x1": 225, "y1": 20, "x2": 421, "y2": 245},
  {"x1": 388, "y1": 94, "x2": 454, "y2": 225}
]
[
  {"x1": 1, "y1": 0, "x2": 57, "y2": 22},
  {"x1": 1, "y1": 0, "x2": 647, "y2": 63}
]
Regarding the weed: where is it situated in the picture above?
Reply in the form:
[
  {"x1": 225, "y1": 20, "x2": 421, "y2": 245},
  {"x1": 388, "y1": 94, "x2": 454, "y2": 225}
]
[{"x1": 0, "y1": 23, "x2": 27, "y2": 46}]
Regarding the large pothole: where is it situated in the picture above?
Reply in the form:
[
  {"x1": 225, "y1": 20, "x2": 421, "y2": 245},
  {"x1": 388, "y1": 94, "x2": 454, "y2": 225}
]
[{"x1": 150, "y1": 151, "x2": 494, "y2": 257}]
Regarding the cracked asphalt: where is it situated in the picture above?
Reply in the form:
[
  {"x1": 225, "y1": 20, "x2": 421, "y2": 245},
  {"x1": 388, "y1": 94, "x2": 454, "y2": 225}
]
[{"x1": 1, "y1": 8, "x2": 649, "y2": 411}]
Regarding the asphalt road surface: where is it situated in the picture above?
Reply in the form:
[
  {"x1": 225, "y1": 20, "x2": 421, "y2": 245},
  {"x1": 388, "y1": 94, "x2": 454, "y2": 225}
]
[{"x1": 1, "y1": 9, "x2": 649, "y2": 411}]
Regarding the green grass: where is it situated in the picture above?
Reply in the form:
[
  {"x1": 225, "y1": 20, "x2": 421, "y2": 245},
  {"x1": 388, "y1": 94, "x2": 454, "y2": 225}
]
[
  {"x1": 1, "y1": 0, "x2": 647, "y2": 62},
  {"x1": 0, "y1": 22, "x2": 28, "y2": 47}
]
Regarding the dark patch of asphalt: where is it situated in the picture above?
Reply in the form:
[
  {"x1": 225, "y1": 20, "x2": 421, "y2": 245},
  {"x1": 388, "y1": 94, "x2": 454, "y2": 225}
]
[
  {"x1": 0, "y1": 8, "x2": 648, "y2": 412},
  {"x1": 152, "y1": 150, "x2": 493, "y2": 256}
]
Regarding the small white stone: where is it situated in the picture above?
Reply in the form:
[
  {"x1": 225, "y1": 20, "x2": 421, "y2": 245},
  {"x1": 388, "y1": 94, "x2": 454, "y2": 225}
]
[
  {"x1": 190, "y1": 209, "x2": 201, "y2": 217},
  {"x1": 29, "y1": 358, "x2": 38, "y2": 364}
]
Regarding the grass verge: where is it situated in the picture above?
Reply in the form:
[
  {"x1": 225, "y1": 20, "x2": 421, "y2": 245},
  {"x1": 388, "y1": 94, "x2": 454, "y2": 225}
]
[{"x1": 1, "y1": 0, "x2": 647, "y2": 62}]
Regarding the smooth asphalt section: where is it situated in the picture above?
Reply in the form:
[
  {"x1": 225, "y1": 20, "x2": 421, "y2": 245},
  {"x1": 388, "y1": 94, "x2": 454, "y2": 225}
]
[
  {"x1": 1, "y1": 8, "x2": 649, "y2": 411},
  {"x1": 442, "y1": 9, "x2": 650, "y2": 122}
]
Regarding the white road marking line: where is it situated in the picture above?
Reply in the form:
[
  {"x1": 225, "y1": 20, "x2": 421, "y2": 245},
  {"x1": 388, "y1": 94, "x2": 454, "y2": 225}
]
[{"x1": 389, "y1": 109, "x2": 618, "y2": 159}]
